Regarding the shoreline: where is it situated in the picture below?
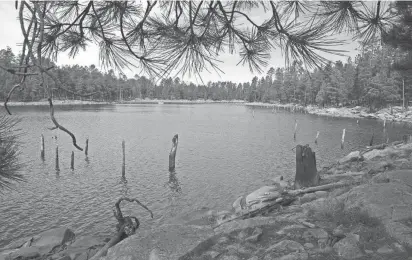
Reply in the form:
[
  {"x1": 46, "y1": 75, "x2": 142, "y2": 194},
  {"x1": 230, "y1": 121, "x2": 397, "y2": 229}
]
[
  {"x1": 1, "y1": 99, "x2": 411, "y2": 123},
  {"x1": 246, "y1": 102, "x2": 412, "y2": 123}
]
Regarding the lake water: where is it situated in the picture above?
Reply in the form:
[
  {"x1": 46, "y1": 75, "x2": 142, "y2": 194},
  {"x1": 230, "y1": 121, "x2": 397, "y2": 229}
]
[{"x1": 0, "y1": 104, "x2": 411, "y2": 247}]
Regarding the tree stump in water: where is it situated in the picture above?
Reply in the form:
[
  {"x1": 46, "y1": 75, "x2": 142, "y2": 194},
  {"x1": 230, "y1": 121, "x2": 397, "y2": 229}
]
[
  {"x1": 169, "y1": 134, "x2": 178, "y2": 171},
  {"x1": 294, "y1": 145, "x2": 319, "y2": 189}
]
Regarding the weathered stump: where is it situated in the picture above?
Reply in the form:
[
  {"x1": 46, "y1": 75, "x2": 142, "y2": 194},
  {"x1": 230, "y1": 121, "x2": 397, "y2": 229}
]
[
  {"x1": 55, "y1": 145, "x2": 60, "y2": 171},
  {"x1": 40, "y1": 134, "x2": 45, "y2": 160},
  {"x1": 294, "y1": 120, "x2": 298, "y2": 141},
  {"x1": 85, "y1": 138, "x2": 89, "y2": 156},
  {"x1": 169, "y1": 134, "x2": 178, "y2": 171},
  {"x1": 294, "y1": 145, "x2": 318, "y2": 190},
  {"x1": 122, "y1": 140, "x2": 125, "y2": 177},
  {"x1": 70, "y1": 151, "x2": 74, "y2": 170}
]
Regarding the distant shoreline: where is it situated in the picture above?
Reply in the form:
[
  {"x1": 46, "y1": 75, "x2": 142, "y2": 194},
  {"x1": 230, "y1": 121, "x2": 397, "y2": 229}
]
[
  {"x1": 246, "y1": 102, "x2": 412, "y2": 123},
  {"x1": 1, "y1": 99, "x2": 411, "y2": 123},
  {"x1": 0, "y1": 99, "x2": 245, "y2": 106}
]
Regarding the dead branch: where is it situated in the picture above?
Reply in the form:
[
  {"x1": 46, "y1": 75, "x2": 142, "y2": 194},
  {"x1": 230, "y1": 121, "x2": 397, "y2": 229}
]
[
  {"x1": 113, "y1": 197, "x2": 154, "y2": 221},
  {"x1": 4, "y1": 80, "x2": 24, "y2": 115},
  {"x1": 90, "y1": 197, "x2": 153, "y2": 260},
  {"x1": 48, "y1": 98, "x2": 83, "y2": 151}
]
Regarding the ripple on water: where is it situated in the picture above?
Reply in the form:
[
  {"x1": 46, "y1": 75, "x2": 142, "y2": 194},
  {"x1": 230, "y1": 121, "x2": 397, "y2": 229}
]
[{"x1": 0, "y1": 104, "x2": 411, "y2": 248}]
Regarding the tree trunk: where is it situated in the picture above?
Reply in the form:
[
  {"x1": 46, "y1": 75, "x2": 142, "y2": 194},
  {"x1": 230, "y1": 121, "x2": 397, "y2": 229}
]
[
  {"x1": 169, "y1": 134, "x2": 178, "y2": 171},
  {"x1": 294, "y1": 145, "x2": 318, "y2": 189}
]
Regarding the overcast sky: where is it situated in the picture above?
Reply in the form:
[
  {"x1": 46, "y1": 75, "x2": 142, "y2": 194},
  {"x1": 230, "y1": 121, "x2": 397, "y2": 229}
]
[{"x1": 0, "y1": 1, "x2": 360, "y2": 84}]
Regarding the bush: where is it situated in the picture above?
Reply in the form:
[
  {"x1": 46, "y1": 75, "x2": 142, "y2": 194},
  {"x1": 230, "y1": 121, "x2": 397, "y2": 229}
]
[{"x1": 0, "y1": 115, "x2": 24, "y2": 191}]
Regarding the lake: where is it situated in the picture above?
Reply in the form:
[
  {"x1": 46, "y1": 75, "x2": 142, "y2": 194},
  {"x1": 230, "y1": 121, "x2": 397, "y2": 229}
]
[{"x1": 0, "y1": 104, "x2": 411, "y2": 247}]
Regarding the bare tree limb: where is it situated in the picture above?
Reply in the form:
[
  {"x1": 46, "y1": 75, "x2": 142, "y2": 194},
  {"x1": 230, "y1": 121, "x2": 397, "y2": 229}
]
[{"x1": 48, "y1": 98, "x2": 83, "y2": 151}]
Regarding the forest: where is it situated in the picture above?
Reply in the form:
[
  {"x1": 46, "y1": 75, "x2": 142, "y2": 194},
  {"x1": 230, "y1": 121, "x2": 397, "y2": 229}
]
[
  {"x1": 0, "y1": 39, "x2": 410, "y2": 110},
  {"x1": 0, "y1": 1, "x2": 411, "y2": 110}
]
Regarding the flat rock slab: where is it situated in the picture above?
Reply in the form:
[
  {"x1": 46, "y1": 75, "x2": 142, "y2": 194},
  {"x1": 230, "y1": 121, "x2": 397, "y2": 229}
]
[
  {"x1": 102, "y1": 224, "x2": 214, "y2": 260},
  {"x1": 343, "y1": 183, "x2": 411, "y2": 222}
]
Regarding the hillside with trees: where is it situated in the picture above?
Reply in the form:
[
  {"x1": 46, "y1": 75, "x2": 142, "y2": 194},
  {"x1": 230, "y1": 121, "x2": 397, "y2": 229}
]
[{"x1": 0, "y1": 40, "x2": 410, "y2": 110}]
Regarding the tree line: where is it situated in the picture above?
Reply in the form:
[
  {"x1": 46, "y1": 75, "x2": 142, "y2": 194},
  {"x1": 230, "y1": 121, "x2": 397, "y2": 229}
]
[{"x1": 0, "y1": 41, "x2": 410, "y2": 110}]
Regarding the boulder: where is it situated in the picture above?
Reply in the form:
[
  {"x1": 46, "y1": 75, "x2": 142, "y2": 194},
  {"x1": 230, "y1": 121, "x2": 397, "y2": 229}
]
[
  {"x1": 333, "y1": 234, "x2": 363, "y2": 259},
  {"x1": 245, "y1": 186, "x2": 281, "y2": 207},
  {"x1": 232, "y1": 196, "x2": 245, "y2": 213},
  {"x1": 377, "y1": 244, "x2": 393, "y2": 254},
  {"x1": 5, "y1": 247, "x2": 41, "y2": 260},
  {"x1": 343, "y1": 182, "x2": 411, "y2": 222},
  {"x1": 339, "y1": 151, "x2": 362, "y2": 164},
  {"x1": 0, "y1": 236, "x2": 34, "y2": 251},
  {"x1": 342, "y1": 173, "x2": 412, "y2": 247},
  {"x1": 53, "y1": 236, "x2": 105, "y2": 260},
  {"x1": 31, "y1": 227, "x2": 75, "y2": 253}
]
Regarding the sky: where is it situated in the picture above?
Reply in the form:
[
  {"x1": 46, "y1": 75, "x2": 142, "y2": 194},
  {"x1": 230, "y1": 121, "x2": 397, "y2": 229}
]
[{"x1": 0, "y1": 1, "x2": 360, "y2": 84}]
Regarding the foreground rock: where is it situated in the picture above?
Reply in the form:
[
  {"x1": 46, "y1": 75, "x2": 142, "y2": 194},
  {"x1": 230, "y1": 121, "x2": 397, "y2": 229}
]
[
  {"x1": 0, "y1": 228, "x2": 105, "y2": 260},
  {"x1": 100, "y1": 224, "x2": 214, "y2": 260}
]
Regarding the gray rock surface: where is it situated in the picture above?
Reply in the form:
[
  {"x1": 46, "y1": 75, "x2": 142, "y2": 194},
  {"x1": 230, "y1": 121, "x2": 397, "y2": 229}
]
[
  {"x1": 339, "y1": 151, "x2": 362, "y2": 164},
  {"x1": 102, "y1": 224, "x2": 213, "y2": 260},
  {"x1": 264, "y1": 240, "x2": 308, "y2": 260},
  {"x1": 333, "y1": 234, "x2": 364, "y2": 259}
]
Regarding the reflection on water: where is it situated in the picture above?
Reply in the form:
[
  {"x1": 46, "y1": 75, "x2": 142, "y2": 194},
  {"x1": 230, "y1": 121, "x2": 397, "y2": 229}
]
[
  {"x1": 120, "y1": 176, "x2": 130, "y2": 198},
  {"x1": 165, "y1": 170, "x2": 182, "y2": 194},
  {"x1": 0, "y1": 104, "x2": 411, "y2": 248}
]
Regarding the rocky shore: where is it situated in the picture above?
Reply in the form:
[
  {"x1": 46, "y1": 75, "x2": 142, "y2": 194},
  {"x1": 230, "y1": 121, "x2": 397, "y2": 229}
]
[
  {"x1": 1, "y1": 141, "x2": 411, "y2": 260},
  {"x1": 246, "y1": 102, "x2": 412, "y2": 123}
]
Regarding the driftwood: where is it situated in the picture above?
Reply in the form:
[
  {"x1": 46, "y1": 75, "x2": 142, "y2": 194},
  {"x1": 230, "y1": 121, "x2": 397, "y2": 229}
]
[
  {"x1": 321, "y1": 172, "x2": 365, "y2": 180},
  {"x1": 287, "y1": 180, "x2": 359, "y2": 196},
  {"x1": 214, "y1": 178, "x2": 361, "y2": 229},
  {"x1": 90, "y1": 197, "x2": 153, "y2": 260},
  {"x1": 169, "y1": 134, "x2": 178, "y2": 171},
  {"x1": 294, "y1": 145, "x2": 318, "y2": 189}
]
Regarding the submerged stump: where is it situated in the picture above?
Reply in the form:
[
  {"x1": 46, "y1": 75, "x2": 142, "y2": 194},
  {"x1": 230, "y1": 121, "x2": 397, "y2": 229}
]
[
  {"x1": 169, "y1": 134, "x2": 178, "y2": 171},
  {"x1": 294, "y1": 144, "x2": 319, "y2": 190}
]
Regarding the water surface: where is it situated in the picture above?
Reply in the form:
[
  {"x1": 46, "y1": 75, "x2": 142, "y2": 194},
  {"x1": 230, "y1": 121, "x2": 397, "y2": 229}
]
[{"x1": 0, "y1": 104, "x2": 410, "y2": 247}]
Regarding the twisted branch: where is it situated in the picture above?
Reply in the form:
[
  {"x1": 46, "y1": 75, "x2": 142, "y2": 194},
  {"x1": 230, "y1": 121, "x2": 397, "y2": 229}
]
[{"x1": 48, "y1": 98, "x2": 83, "y2": 151}]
